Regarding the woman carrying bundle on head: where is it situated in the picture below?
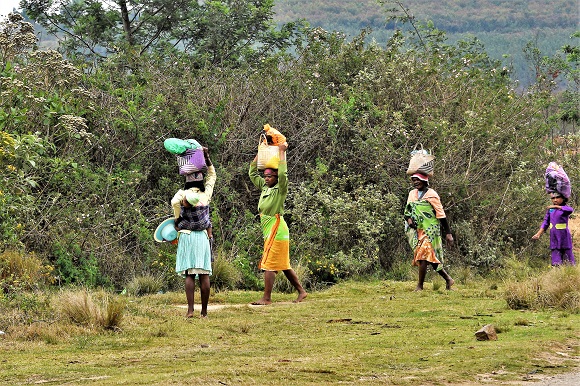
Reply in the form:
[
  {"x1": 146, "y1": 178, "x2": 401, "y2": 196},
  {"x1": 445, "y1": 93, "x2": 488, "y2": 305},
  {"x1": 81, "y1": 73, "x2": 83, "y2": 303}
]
[
  {"x1": 404, "y1": 172, "x2": 455, "y2": 291},
  {"x1": 170, "y1": 147, "x2": 216, "y2": 318},
  {"x1": 248, "y1": 139, "x2": 307, "y2": 305},
  {"x1": 532, "y1": 162, "x2": 575, "y2": 266}
]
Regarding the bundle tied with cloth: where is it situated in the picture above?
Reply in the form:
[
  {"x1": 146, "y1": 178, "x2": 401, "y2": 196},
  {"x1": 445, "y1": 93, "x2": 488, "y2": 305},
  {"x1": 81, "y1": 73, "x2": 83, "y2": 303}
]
[
  {"x1": 406, "y1": 143, "x2": 435, "y2": 177},
  {"x1": 545, "y1": 161, "x2": 571, "y2": 198},
  {"x1": 257, "y1": 123, "x2": 286, "y2": 170},
  {"x1": 164, "y1": 137, "x2": 207, "y2": 182}
]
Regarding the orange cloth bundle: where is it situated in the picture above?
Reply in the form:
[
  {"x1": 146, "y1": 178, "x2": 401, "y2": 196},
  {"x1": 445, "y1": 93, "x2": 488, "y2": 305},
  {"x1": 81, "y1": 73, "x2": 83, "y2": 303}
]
[
  {"x1": 263, "y1": 124, "x2": 286, "y2": 146},
  {"x1": 257, "y1": 124, "x2": 286, "y2": 170}
]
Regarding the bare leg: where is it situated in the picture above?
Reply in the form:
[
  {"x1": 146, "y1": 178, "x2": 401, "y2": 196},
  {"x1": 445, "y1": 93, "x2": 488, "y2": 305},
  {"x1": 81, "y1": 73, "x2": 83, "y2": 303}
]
[
  {"x1": 199, "y1": 274, "x2": 210, "y2": 317},
  {"x1": 283, "y1": 269, "x2": 308, "y2": 302},
  {"x1": 252, "y1": 271, "x2": 276, "y2": 305},
  {"x1": 415, "y1": 260, "x2": 428, "y2": 291},
  {"x1": 185, "y1": 274, "x2": 196, "y2": 317},
  {"x1": 432, "y1": 263, "x2": 454, "y2": 290}
]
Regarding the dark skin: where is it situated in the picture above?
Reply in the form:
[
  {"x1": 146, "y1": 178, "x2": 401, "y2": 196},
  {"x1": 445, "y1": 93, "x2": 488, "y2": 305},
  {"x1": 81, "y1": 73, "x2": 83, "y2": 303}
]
[
  {"x1": 532, "y1": 195, "x2": 565, "y2": 240},
  {"x1": 251, "y1": 142, "x2": 308, "y2": 305},
  {"x1": 175, "y1": 146, "x2": 213, "y2": 318},
  {"x1": 263, "y1": 171, "x2": 278, "y2": 187},
  {"x1": 408, "y1": 177, "x2": 455, "y2": 291}
]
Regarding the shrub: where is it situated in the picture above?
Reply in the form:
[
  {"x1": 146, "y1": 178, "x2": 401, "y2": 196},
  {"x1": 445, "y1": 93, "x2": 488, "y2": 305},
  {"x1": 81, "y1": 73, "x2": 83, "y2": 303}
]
[
  {"x1": 0, "y1": 250, "x2": 54, "y2": 292},
  {"x1": 0, "y1": 290, "x2": 52, "y2": 330},
  {"x1": 273, "y1": 263, "x2": 311, "y2": 293},
  {"x1": 231, "y1": 255, "x2": 262, "y2": 291},
  {"x1": 51, "y1": 242, "x2": 104, "y2": 287},
  {"x1": 290, "y1": 184, "x2": 400, "y2": 282},
  {"x1": 304, "y1": 254, "x2": 339, "y2": 284},
  {"x1": 147, "y1": 248, "x2": 179, "y2": 290},
  {"x1": 383, "y1": 258, "x2": 415, "y2": 282}
]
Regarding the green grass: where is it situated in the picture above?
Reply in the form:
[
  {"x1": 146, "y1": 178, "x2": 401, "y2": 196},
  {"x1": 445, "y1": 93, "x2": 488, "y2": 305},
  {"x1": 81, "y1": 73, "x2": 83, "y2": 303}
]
[{"x1": 1, "y1": 279, "x2": 579, "y2": 385}]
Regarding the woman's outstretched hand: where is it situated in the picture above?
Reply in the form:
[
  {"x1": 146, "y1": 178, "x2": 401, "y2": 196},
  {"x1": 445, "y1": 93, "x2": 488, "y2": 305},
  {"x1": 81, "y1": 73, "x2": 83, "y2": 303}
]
[{"x1": 445, "y1": 233, "x2": 454, "y2": 247}]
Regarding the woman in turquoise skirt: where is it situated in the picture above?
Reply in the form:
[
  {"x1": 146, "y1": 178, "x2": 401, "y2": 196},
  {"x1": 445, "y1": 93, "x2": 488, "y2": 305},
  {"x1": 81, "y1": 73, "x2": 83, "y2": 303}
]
[{"x1": 172, "y1": 148, "x2": 216, "y2": 318}]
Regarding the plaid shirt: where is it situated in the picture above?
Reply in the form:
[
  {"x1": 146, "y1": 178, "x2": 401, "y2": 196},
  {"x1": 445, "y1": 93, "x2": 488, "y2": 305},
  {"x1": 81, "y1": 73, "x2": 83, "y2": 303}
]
[
  {"x1": 177, "y1": 204, "x2": 211, "y2": 231},
  {"x1": 171, "y1": 165, "x2": 216, "y2": 231}
]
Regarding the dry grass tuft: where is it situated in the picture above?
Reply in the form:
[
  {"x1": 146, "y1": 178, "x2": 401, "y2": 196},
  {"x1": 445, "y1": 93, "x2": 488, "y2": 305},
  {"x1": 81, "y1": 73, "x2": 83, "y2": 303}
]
[
  {"x1": 0, "y1": 250, "x2": 53, "y2": 292},
  {"x1": 211, "y1": 254, "x2": 242, "y2": 291},
  {"x1": 55, "y1": 289, "x2": 125, "y2": 330},
  {"x1": 7, "y1": 321, "x2": 89, "y2": 343},
  {"x1": 125, "y1": 274, "x2": 164, "y2": 296},
  {"x1": 505, "y1": 265, "x2": 580, "y2": 311}
]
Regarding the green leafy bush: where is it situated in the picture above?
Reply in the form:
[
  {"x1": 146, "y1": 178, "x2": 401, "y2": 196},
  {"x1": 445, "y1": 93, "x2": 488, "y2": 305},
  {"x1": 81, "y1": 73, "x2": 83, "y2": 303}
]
[
  {"x1": 0, "y1": 9, "x2": 577, "y2": 290},
  {"x1": 52, "y1": 242, "x2": 104, "y2": 287}
]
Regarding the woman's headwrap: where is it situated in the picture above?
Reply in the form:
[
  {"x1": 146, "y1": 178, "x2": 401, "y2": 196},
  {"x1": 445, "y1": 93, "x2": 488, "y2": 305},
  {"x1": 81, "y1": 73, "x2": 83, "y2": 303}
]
[
  {"x1": 263, "y1": 168, "x2": 278, "y2": 176},
  {"x1": 411, "y1": 173, "x2": 429, "y2": 182}
]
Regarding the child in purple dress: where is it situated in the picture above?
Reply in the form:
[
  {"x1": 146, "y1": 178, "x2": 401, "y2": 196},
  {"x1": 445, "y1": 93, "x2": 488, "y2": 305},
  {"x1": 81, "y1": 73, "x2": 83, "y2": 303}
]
[{"x1": 532, "y1": 192, "x2": 575, "y2": 265}]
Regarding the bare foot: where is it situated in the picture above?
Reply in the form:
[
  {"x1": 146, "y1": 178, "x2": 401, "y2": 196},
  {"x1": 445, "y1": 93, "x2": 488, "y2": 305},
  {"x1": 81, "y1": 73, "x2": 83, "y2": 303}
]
[
  {"x1": 251, "y1": 299, "x2": 272, "y2": 305},
  {"x1": 293, "y1": 291, "x2": 308, "y2": 303},
  {"x1": 414, "y1": 286, "x2": 423, "y2": 292},
  {"x1": 446, "y1": 279, "x2": 455, "y2": 290},
  {"x1": 200, "y1": 314, "x2": 208, "y2": 319},
  {"x1": 186, "y1": 312, "x2": 194, "y2": 318}
]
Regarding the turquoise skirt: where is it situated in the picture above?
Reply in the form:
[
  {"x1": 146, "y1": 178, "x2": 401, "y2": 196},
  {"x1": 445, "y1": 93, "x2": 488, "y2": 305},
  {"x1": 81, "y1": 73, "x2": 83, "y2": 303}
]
[{"x1": 175, "y1": 230, "x2": 212, "y2": 277}]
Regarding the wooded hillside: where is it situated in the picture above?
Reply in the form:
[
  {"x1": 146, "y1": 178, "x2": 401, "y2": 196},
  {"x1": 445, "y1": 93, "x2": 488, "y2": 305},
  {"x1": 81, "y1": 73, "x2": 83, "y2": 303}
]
[
  {"x1": 273, "y1": 0, "x2": 578, "y2": 86},
  {"x1": 274, "y1": 0, "x2": 577, "y2": 33}
]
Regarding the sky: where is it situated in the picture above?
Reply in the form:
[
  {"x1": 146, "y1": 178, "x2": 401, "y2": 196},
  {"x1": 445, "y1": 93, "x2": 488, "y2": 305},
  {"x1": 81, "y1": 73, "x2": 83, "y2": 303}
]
[{"x1": 0, "y1": 0, "x2": 21, "y2": 18}]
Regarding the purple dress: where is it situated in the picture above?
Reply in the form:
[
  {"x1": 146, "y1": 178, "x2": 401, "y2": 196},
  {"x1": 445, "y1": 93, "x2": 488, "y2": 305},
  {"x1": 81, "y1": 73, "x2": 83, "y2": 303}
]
[{"x1": 539, "y1": 205, "x2": 575, "y2": 265}]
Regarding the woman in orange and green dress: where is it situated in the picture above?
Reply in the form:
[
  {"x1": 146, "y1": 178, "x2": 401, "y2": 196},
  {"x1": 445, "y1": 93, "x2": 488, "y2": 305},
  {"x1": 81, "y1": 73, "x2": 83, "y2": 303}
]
[
  {"x1": 248, "y1": 142, "x2": 307, "y2": 305},
  {"x1": 405, "y1": 173, "x2": 455, "y2": 291}
]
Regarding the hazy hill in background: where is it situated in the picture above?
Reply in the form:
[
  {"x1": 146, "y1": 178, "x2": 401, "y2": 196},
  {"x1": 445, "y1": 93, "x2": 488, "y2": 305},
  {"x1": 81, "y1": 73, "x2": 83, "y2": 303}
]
[{"x1": 273, "y1": 0, "x2": 578, "y2": 86}]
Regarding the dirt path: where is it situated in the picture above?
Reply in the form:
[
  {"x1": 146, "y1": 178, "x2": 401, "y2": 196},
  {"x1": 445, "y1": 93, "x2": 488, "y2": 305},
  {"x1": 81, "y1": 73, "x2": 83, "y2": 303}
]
[{"x1": 526, "y1": 370, "x2": 580, "y2": 385}]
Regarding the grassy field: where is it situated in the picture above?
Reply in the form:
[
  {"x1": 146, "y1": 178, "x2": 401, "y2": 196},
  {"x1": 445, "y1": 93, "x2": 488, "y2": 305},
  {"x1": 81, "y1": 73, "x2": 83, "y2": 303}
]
[{"x1": 1, "y1": 276, "x2": 579, "y2": 385}]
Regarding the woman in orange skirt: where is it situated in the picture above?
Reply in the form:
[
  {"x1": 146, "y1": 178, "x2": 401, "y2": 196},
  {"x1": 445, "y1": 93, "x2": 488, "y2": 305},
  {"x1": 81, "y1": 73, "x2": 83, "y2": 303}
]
[
  {"x1": 248, "y1": 142, "x2": 307, "y2": 305},
  {"x1": 404, "y1": 173, "x2": 455, "y2": 291}
]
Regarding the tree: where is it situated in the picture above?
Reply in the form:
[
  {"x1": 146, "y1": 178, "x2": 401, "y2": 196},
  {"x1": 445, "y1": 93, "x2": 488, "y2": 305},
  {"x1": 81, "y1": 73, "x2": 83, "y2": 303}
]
[
  {"x1": 173, "y1": 0, "x2": 302, "y2": 67},
  {"x1": 21, "y1": 0, "x2": 190, "y2": 59},
  {"x1": 21, "y1": 0, "x2": 302, "y2": 67}
]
